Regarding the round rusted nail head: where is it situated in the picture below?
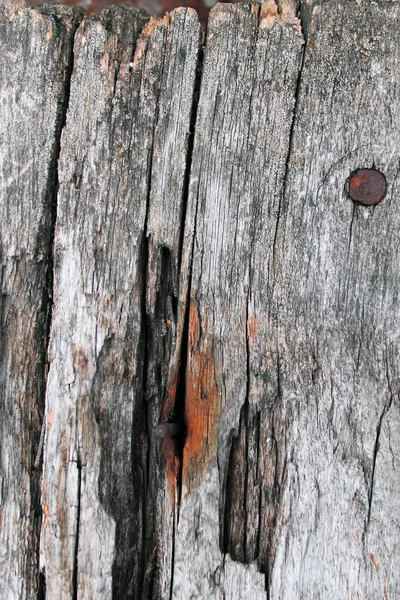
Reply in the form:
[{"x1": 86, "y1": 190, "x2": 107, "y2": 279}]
[{"x1": 348, "y1": 169, "x2": 387, "y2": 206}]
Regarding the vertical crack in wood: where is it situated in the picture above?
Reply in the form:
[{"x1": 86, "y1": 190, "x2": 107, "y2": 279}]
[
  {"x1": 136, "y1": 21, "x2": 166, "y2": 598},
  {"x1": 168, "y1": 511, "x2": 176, "y2": 600},
  {"x1": 72, "y1": 453, "x2": 82, "y2": 600},
  {"x1": 31, "y1": 9, "x2": 82, "y2": 596},
  {"x1": 177, "y1": 42, "x2": 203, "y2": 278},
  {"x1": 367, "y1": 357, "x2": 394, "y2": 527},
  {"x1": 218, "y1": 5, "x2": 306, "y2": 589},
  {"x1": 154, "y1": 26, "x2": 204, "y2": 596},
  {"x1": 272, "y1": 40, "x2": 305, "y2": 271}
]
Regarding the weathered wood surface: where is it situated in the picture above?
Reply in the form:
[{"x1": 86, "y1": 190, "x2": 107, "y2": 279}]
[
  {"x1": 1, "y1": 0, "x2": 400, "y2": 598},
  {"x1": 0, "y1": 1, "x2": 80, "y2": 597}
]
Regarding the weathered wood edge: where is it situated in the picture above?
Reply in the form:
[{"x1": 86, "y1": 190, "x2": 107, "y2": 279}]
[
  {"x1": 36, "y1": 4, "x2": 202, "y2": 599},
  {"x1": 0, "y1": 1, "x2": 83, "y2": 597}
]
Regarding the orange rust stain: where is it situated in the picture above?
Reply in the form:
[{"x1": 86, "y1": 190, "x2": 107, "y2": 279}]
[
  {"x1": 142, "y1": 15, "x2": 169, "y2": 36},
  {"x1": 182, "y1": 300, "x2": 220, "y2": 492},
  {"x1": 384, "y1": 586, "x2": 389, "y2": 599},
  {"x1": 247, "y1": 314, "x2": 259, "y2": 350},
  {"x1": 370, "y1": 553, "x2": 380, "y2": 572},
  {"x1": 164, "y1": 438, "x2": 180, "y2": 508},
  {"x1": 47, "y1": 411, "x2": 53, "y2": 430}
]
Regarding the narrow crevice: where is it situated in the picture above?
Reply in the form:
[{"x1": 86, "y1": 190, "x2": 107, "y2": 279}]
[
  {"x1": 138, "y1": 122, "x2": 154, "y2": 600},
  {"x1": 367, "y1": 359, "x2": 394, "y2": 525},
  {"x1": 156, "y1": 21, "x2": 204, "y2": 501},
  {"x1": 31, "y1": 10, "x2": 82, "y2": 598},
  {"x1": 243, "y1": 291, "x2": 251, "y2": 563},
  {"x1": 156, "y1": 34, "x2": 205, "y2": 599},
  {"x1": 72, "y1": 457, "x2": 82, "y2": 600},
  {"x1": 173, "y1": 72, "x2": 204, "y2": 514},
  {"x1": 177, "y1": 39, "x2": 204, "y2": 279},
  {"x1": 169, "y1": 513, "x2": 176, "y2": 600},
  {"x1": 272, "y1": 37, "x2": 306, "y2": 270},
  {"x1": 367, "y1": 413, "x2": 383, "y2": 526},
  {"x1": 297, "y1": 0, "x2": 312, "y2": 43},
  {"x1": 173, "y1": 285, "x2": 190, "y2": 515},
  {"x1": 131, "y1": 16, "x2": 173, "y2": 598},
  {"x1": 37, "y1": 571, "x2": 46, "y2": 600}
]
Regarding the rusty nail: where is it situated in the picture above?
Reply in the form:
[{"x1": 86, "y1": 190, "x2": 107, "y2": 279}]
[{"x1": 348, "y1": 168, "x2": 387, "y2": 206}]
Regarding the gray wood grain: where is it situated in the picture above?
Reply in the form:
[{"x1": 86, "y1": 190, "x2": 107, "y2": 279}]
[
  {"x1": 1, "y1": 0, "x2": 400, "y2": 597},
  {"x1": 270, "y1": 1, "x2": 400, "y2": 597},
  {"x1": 0, "y1": 2, "x2": 79, "y2": 597},
  {"x1": 172, "y1": 2, "x2": 303, "y2": 597},
  {"x1": 37, "y1": 6, "x2": 200, "y2": 599}
]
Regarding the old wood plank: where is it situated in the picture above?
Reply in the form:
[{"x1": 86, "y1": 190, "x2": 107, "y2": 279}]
[
  {"x1": 145, "y1": 9, "x2": 201, "y2": 598},
  {"x1": 2, "y1": 0, "x2": 400, "y2": 597},
  {"x1": 39, "y1": 6, "x2": 200, "y2": 599},
  {"x1": 172, "y1": 2, "x2": 303, "y2": 598},
  {"x1": 0, "y1": 1, "x2": 80, "y2": 597},
  {"x1": 269, "y1": 1, "x2": 400, "y2": 598}
]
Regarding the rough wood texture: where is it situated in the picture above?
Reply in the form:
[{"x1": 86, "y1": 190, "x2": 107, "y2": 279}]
[
  {"x1": 270, "y1": 2, "x2": 400, "y2": 597},
  {"x1": 1, "y1": 0, "x2": 400, "y2": 598},
  {"x1": 172, "y1": 3, "x2": 304, "y2": 597},
  {"x1": 0, "y1": 1, "x2": 80, "y2": 597},
  {"x1": 38, "y1": 5, "x2": 200, "y2": 599}
]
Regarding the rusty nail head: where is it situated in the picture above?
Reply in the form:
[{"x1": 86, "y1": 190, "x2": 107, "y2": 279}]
[{"x1": 348, "y1": 169, "x2": 387, "y2": 206}]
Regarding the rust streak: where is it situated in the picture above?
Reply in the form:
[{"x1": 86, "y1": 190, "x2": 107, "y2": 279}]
[
  {"x1": 247, "y1": 314, "x2": 259, "y2": 350},
  {"x1": 370, "y1": 553, "x2": 381, "y2": 572},
  {"x1": 182, "y1": 300, "x2": 220, "y2": 493}
]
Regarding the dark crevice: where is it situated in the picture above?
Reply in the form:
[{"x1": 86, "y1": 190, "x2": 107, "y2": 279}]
[
  {"x1": 169, "y1": 514, "x2": 176, "y2": 600},
  {"x1": 72, "y1": 456, "x2": 82, "y2": 600},
  {"x1": 137, "y1": 109, "x2": 154, "y2": 600},
  {"x1": 31, "y1": 9, "x2": 82, "y2": 598},
  {"x1": 177, "y1": 40, "x2": 204, "y2": 278},
  {"x1": 37, "y1": 571, "x2": 46, "y2": 600},
  {"x1": 172, "y1": 45, "x2": 205, "y2": 511},
  {"x1": 297, "y1": 0, "x2": 312, "y2": 43},
  {"x1": 243, "y1": 292, "x2": 251, "y2": 563},
  {"x1": 367, "y1": 359, "x2": 394, "y2": 525},
  {"x1": 272, "y1": 34, "x2": 306, "y2": 270},
  {"x1": 137, "y1": 18, "x2": 171, "y2": 600},
  {"x1": 367, "y1": 412, "x2": 384, "y2": 526},
  {"x1": 222, "y1": 359, "x2": 282, "y2": 591},
  {"x1": 152, "y1": 27, "x2": 204, "y2": 597},
  {"x1": 139, "y1": 236, "x2": 151, "y2": 599},
  {"x1": 173, "y1": 282, "x2": 190, "y2": 515}
]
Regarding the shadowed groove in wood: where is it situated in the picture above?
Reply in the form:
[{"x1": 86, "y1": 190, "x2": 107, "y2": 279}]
[
  {"x1": 0, "y1": 2, "x2": 82, "y2": 596},
  {"x1": 36, "y1": 10, "x2": 84, "y2": 599},
  {"x1": 3, "y1": 0, "x2": 400, "y2": 598},
  {"x1": 218, "y1": 4, "x2": 306, "y2": 590}
]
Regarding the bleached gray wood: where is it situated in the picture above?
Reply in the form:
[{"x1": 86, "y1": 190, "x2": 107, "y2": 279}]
[
  {"x1": 172, "y1": 2, "x2": 303, "y2": 598},
  {"x1": 270, "y1": 1, "x2": 400, "y2": 598},
  {"x1": 145, "y1": 10, "x2": 201, "y2": 598},
  {"x1": 38, "y1": 6, "x2": 200, "y2": 599},
  {"x1": 1, "y1": 0, "x2": 400, "y2": 597},
  {"x1": 0, "y1": 2, "x2": 79, "y2": 597}
]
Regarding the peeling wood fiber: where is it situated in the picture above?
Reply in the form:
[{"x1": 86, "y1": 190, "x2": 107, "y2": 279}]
[{"x1": 1, "y1": 0, "x2": 400, "y2": 598}]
